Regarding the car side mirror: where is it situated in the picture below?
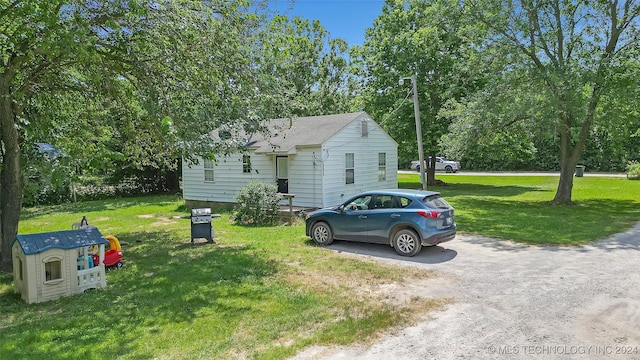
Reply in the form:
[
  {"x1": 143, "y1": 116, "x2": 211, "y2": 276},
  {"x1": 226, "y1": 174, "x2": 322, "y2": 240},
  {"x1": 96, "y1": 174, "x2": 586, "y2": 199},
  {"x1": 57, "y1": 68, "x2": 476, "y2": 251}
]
[{"x1": 339, "y1": 205, "x2": 345, "y2": 213}]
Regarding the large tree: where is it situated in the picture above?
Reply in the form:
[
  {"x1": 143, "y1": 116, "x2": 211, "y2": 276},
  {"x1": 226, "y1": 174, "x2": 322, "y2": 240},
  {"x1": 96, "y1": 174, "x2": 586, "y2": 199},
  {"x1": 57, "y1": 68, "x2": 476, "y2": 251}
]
[
  {"x1": 0, "y1": 0, "x2": 284, "y2": 270},
  {"x1": 466, "y1": 0, "x2": 640, "y2": 204},
  {"x1": 264, "y1": 15, "x2": 354, "y2": 116},
  {"x1": 353, "y1": 0, "x2": 481, "y2": 185}
]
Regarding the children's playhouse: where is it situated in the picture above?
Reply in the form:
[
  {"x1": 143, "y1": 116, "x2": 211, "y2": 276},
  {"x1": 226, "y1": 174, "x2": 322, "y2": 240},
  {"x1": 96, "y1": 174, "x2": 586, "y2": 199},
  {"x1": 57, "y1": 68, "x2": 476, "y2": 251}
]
[{"x1": 11, "y1": 227, "x2": 110, "y2": 304}]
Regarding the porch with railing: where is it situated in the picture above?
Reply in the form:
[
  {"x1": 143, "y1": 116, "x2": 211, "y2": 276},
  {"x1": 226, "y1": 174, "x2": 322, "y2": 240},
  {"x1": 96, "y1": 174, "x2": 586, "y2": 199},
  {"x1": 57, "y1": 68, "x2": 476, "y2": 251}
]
[{"x1": 77, "y1": 265, "x2": 107, "y2": 293}]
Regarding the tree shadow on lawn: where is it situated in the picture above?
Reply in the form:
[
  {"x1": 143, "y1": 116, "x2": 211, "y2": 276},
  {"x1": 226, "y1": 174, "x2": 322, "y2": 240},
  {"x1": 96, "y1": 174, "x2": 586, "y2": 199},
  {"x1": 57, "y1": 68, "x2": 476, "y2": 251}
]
[
  {"x1": 441, "y1": 183, "x2": 545, "y2": 198},
  {"x1": 456, "y1": 197, "x2": 640, "y2": 251},
  {"x1": 580, "y1": 219, "x2": 640, "y2": 252},
  {"x1": 0, "y1": 230, "x2": 280, "y2": 359},
  {"x1": 399, "y1": 181, "x2": 546, "y2": 199}
]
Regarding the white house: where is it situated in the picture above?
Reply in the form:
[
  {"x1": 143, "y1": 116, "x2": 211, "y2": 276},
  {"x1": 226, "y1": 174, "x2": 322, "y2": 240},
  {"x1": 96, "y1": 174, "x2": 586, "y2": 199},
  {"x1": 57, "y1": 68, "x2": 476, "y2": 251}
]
[{"x1": 182, "y1": 112, "x2": 398, "y2": 209}]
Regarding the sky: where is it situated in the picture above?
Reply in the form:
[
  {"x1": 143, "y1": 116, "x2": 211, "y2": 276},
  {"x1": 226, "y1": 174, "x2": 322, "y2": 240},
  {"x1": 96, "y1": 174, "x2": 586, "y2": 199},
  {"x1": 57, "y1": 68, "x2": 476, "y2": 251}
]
[{"x1": 271, "y1": 0, "x2": 386, "y2": 46}]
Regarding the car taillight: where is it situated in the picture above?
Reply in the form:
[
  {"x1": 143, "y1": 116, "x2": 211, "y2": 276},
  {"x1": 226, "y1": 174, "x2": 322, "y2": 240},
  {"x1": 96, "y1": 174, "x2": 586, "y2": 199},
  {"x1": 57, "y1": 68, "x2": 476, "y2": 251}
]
[{"x1": 417, "y1": 210, "x2": 442, "y2": 219}]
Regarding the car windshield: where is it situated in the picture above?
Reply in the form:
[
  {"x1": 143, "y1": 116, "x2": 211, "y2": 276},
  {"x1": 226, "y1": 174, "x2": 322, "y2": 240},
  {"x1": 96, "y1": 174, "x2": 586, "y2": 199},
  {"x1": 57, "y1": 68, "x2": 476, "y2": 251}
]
[{"x1": 421, "y1": 195, "x2": 452, "y2": 209}]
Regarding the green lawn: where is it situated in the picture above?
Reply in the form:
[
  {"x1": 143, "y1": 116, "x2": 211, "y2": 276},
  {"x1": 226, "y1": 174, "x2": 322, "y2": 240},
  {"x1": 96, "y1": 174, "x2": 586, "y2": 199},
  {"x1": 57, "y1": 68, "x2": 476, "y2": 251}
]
[
  {"x1": 401, "y1": 173, "x2": 640, "y2": 244},
  {"x1": 1, "y1": 195, "x2": 440, "y2": 360},
  {"x1": 1, "y1": 176, "x2": 639, "y2": 359}
]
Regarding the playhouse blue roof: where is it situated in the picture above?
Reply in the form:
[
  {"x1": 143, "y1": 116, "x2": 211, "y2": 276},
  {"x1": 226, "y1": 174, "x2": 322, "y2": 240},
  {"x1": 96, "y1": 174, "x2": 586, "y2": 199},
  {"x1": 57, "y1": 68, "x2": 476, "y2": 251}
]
[{"x1": 13, "y1": 228, "x2": 109, "y2": 255}]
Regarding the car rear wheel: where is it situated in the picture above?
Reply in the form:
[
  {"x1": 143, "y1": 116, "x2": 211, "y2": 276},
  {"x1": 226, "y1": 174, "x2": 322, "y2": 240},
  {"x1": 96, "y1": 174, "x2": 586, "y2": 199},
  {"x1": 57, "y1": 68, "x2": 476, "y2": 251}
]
[
  {"x1": 445, "y1": 165, "x2": 453, "y2": 173},
  {"x1": 311, "y1": 222, "x2": 334, "y2": 246},
  {"x1": 392, "y1": 229, "x2": 422, "y2": 256}
]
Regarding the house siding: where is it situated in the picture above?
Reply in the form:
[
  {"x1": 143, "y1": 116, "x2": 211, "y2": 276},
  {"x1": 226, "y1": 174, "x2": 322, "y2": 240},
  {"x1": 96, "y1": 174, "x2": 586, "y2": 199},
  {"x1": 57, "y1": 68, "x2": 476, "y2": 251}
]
[
  {"x1": 183, "y1": 150, "x2": 325, "y2": 208},
  {"x1": 321, "y1": 114, "x2": 397, "y2": 207},
  {"x1": 283, "y1": 147, "x2": 324, "y2": 208},
  {"x1": 181, "y1": 112, "x2": 397, "y2": 209},
  {"x1": 182, "y1": 153, "x2": 274, "y2": 204}
]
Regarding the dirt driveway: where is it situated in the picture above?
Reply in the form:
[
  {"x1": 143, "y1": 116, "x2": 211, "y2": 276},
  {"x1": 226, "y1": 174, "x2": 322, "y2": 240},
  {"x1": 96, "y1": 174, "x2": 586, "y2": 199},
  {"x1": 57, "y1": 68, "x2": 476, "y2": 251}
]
[{"x1": 292, "y1": 222, "x2": 640, "y2": 360}]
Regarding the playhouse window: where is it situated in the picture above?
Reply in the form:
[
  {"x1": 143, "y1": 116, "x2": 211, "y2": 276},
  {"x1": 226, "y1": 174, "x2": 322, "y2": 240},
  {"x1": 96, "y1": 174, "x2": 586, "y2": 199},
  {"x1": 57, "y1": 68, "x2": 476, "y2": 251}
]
[
  {"x1": 17, "y1": 257, "x2": 23, "y2": 280},
  {"x1": 204, "y1": 158, "x2": 215, "y2": 182},
  {"x1": 45, "y1": 260, "x2": 62, "y2": 282},
  {"x1": 242, "y1": 155, "x2": 252, "y2": 173},
  {"x1": 378, "y1": 153, "x2": 386, "y2": 181},
  {"x1": 345, "y1": 153, "x2": 354, "y2": 184}
]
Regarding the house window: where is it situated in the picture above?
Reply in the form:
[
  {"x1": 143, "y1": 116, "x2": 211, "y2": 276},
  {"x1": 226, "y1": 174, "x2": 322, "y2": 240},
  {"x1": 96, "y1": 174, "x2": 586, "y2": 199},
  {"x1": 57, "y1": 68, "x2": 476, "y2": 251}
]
[
  {"x1": 345, "y1": 153, "x2": 354, "y2": 184},
  {"x1": 44, "y1": 259, "x2": 62, "y2": 282},
  {"x1": 242, "y1": 155, "x2": 252, "y2": 173},
  {"x1": 204, "y1": 158, "x2": 215, "y2": 182},
  {"x1": 378, "y1": 153, "x2": 386, "y2": 181}
]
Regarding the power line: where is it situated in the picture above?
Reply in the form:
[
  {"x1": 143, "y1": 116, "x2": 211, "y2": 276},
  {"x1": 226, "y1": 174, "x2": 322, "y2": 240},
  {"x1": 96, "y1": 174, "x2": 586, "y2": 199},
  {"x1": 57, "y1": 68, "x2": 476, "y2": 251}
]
[{"x1": 378, "y1": 87, "x2": 412, "y2": 125}]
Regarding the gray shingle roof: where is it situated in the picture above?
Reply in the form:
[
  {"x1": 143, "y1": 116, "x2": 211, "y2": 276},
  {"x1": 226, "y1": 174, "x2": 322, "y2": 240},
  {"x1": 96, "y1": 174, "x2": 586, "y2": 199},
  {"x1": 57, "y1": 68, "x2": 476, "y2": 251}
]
[
  {"x1": 14, "y1": 228, "x2": 109, "y2": 255},
  {"x1": 250, "y1": 112, "x2": 369, "y2": 154}
]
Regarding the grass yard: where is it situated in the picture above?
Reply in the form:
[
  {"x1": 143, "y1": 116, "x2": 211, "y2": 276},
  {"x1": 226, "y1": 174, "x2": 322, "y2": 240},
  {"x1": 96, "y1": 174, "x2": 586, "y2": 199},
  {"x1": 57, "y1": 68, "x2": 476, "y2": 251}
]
[
  {"x1": 1, "y1": 194, "x2": 442, "y2": 360},
  {"x1": 1, "y1": 175, "x2": 639, "y2": 359},
  {"x1": 400, "y1": 173, "x2": 640, "y2": 244}
]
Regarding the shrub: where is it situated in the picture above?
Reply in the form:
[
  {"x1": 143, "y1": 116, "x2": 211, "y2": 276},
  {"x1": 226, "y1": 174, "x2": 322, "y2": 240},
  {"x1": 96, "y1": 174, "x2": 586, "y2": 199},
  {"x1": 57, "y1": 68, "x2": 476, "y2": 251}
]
[
  {"x1": 232, "y1": 180, "x2": 282, "y2": 225},
  {"x1": 627, "y1": 161, "x2": 640, "y2": 180}
]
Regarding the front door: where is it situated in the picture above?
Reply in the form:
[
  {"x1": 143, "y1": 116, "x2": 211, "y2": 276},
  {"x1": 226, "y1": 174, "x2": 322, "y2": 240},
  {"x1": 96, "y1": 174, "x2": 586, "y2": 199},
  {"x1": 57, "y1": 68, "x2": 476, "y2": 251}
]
[{"x1": 276, "y1": 156, "x2": 288, "y2": 193}]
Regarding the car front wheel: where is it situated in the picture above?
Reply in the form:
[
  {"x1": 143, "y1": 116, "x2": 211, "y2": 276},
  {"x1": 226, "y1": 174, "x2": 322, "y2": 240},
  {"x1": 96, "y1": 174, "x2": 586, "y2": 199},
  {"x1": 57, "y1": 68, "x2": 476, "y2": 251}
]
[
  {"x1": 311, "y1": 222, "x2": 334, "y2": 246},
  {"x1": 392, "y1": 229, "x2": 422, "y2": 256}
]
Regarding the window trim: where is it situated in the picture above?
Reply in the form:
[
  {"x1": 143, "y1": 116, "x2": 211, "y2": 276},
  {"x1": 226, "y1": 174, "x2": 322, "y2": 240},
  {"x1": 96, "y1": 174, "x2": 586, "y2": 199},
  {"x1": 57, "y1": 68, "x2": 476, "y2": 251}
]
[
  {"x1": 42, "y1": 255, "x2": 63, "y2": 284},
  {"x1": 345, "y1": 153, "x2": 355, "y2": 185},
  {"x1": 242, "y1": 155, "x2": 252, "y2": 174},
  {"x1": 378, "y1": 152, "x2": 386, "y2": 181},
  {"x1": 204, "y1": 158, "x2": 215, "y2": 182}
]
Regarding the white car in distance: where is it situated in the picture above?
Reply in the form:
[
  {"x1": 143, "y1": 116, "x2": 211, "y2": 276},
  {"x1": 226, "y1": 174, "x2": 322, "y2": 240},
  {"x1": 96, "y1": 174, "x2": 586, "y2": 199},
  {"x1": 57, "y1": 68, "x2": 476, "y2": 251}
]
[{"x1": 410, "y1": 157, "x2": 461, "y2": 173}]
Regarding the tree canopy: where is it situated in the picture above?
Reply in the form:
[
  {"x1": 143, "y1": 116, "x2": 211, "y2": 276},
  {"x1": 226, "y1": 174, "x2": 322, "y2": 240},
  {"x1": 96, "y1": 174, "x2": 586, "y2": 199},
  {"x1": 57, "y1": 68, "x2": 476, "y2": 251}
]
[
  {"x1": 3, "y1": 0, "x2": 639, "y2": 269},
  {"x1": 454, "y1": 0, "x2": 640, "y2": 203},
  {"x1": 0, "y1": 0, "x2": 287, "y2": 270},
  {"x1": 353, "y1": 0, "x2": 482, "y2": 183},
  {"x1": 0, "y1": 0, "x2": 363, "y2": 270},
  {"x1": 263, "y1": 15, "x2": 354, "y2": 116}
]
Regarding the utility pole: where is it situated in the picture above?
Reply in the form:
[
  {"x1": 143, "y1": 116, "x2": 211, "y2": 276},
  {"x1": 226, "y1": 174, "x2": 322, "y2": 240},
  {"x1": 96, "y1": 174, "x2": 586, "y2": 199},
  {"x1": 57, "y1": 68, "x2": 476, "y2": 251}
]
[{"x1": 401, "y1": 74, "x2": 426, "y2": 190}]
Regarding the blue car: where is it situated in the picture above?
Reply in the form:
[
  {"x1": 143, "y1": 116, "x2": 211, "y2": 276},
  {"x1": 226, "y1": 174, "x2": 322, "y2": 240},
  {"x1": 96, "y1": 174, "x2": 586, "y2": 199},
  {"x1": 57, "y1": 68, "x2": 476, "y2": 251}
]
[{"x1": 305, "y1": 189, "x2": 456, "y2": 256}]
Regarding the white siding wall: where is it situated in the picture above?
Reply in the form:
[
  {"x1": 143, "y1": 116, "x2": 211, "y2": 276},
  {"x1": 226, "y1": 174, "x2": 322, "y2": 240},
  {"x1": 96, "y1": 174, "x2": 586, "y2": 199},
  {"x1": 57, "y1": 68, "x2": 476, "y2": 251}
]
[
  {"x1": 283, "y1": 147, "x2": 324, "y2": 208},
  {"x1": 321, "y1": 116, "x2": 398, "y2": 207},
  {"x1": 182, "y1": 154, "x2": 274, "y2": 203},
  {"x1": 182, "y1": 114, "x2": 397, "y2": 209}
]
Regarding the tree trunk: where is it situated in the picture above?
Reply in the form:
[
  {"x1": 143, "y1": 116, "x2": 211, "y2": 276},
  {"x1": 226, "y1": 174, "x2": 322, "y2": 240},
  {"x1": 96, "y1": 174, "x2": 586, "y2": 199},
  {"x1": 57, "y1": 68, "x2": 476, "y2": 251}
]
[
  {"x1": 163, "y1": 159, "x2": 181, "y2": 193},
  {"x1": 551, "y1": 81, "x2": 601, "y2": 205},
  {"x1": 0, "y1": 81, "x2": 23, "y2": 271},
  {"x1": 551, "y1": 110, "x2": 575, "y2": 204},
  {"x1": 426, "y1": 152, "x2": 437, "y2": 186},
  {"x1": 553, "y1": 162, "x2": 576, "y2": 205}
]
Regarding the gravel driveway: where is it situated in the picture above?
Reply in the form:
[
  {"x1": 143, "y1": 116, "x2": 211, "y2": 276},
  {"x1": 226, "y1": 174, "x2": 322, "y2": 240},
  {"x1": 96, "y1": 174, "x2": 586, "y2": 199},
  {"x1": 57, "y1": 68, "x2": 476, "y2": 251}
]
[{"x1": 292, "y1": 222, "x2": 640, "y2": 360}]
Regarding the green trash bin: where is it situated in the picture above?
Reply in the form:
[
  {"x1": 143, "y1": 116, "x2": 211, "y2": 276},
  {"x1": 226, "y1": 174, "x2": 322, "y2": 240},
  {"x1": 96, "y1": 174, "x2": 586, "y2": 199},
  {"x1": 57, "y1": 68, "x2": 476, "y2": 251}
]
[{"x1": 575, "y1": 165, "x2": 585, "y2": 177}]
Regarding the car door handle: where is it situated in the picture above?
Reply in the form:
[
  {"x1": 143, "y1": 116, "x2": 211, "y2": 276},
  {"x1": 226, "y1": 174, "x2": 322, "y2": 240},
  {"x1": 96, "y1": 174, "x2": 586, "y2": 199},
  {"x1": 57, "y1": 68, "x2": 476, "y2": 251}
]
[
  {"x1": 391, "y1": 214, "x2": 401, "y2": 218},
  {"x1": 359, "y1": 215, "x2": 367, "y2": 219}
]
